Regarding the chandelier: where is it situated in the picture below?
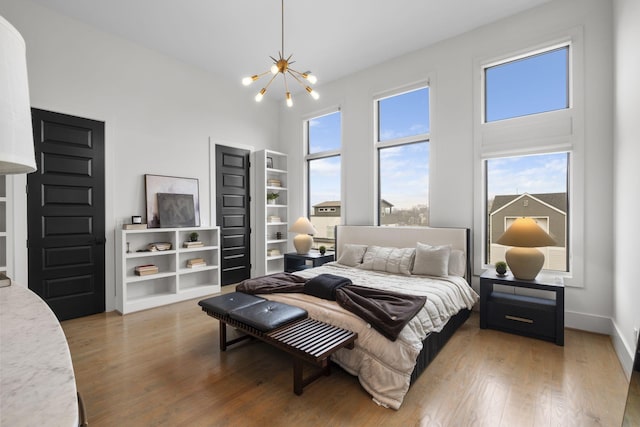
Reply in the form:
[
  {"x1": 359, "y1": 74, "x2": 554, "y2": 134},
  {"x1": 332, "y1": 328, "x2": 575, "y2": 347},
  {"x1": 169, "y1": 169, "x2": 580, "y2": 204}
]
[{"x1": 242, "y1": 0, "x2": 318, "y2": 107}]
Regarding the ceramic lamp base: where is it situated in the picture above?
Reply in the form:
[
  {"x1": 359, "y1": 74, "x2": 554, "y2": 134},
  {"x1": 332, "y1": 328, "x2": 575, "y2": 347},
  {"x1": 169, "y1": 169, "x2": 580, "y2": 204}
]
[
  {"x1": 293, "y1": 234, "x2": 313, "y2": 254},
  {"x1": 505, "y1": 247, "x2": 545, "y2": 281}
]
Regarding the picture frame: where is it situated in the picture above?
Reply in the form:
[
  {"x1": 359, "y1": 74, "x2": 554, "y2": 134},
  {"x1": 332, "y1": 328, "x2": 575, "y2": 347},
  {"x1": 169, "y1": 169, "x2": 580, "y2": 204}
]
[
  {"x1": 145, "y1": 174, "x2": 200, "y2": 228},
  {"x1": 266, "y1": 156, "x2": 273, "y2": 169},
  {"x1": 157, "y1": 193, "x2": 196, "y2": 228}
]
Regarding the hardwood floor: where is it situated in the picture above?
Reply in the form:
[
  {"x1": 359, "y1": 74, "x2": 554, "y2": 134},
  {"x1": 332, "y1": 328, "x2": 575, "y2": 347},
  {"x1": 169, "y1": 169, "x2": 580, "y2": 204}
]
[{"x1": 62, "y1": 295, "x2": 628, "y2": 427}]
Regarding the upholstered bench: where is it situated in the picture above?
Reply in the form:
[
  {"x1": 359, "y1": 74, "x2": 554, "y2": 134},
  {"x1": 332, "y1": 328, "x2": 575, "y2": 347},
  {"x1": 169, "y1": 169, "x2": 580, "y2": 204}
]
[{"x1": 199, "y1": 292, "x2": 358, "y2": 395}]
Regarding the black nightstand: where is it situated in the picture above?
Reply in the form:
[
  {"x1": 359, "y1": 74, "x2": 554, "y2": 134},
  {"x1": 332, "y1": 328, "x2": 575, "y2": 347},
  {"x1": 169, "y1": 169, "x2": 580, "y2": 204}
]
[
  {"x1": 284, "y1": 252, "x2": 334, "y2": 273},
  {"x1": 480, "y1": 269, "x2": 564, "y2": 346}
]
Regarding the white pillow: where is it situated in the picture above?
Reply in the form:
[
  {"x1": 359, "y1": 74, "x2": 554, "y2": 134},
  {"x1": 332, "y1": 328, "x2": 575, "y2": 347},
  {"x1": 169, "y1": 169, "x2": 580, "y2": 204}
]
[
  {"x1": 412, "y1": 243, "x2": 451, "y2": 277},
  {"x1": 336, "y1": 244, "x2": 368, "y2": 267},
  {"x1": 448, "y1": 249, "x2": 466, "y2": 277},
  {"x1": 357, "y1": 246, "x2": 415, "y2": 276}
]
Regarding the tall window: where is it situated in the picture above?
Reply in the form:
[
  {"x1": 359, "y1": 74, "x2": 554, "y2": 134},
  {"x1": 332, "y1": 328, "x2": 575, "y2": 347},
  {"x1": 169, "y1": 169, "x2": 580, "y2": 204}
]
[
  {"x1": 375, "y1": 86, "x2": 430, "y2": 226},
  {"x1": 482, "y1": 44, "x2": 572, "y2": 273},
  {"x1": 306, "y1": 111, "x2": 341, "y2": 249}
]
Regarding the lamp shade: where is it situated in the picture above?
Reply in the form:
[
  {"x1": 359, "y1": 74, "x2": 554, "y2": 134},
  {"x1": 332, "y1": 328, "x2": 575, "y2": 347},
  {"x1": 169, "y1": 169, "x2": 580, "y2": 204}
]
[
  {"x1": 0, "y1": 16, "x2": 36, "y2": 175},
  {"x1": 496, "y1": 217, "x2": 556, "y2": 248},
  {"x1": 288, "y1": 217, "x2": 317, "y2": 235}
]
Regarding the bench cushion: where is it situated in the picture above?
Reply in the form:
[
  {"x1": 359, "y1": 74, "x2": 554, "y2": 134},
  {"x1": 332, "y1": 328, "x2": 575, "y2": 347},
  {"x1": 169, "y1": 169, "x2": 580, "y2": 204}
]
[
  {"x1": 198, "y1": 292, "x2": 265, "y2": 316},
  {"x1": 229, "y1": 300, "x2": 308, "y2": 332}
]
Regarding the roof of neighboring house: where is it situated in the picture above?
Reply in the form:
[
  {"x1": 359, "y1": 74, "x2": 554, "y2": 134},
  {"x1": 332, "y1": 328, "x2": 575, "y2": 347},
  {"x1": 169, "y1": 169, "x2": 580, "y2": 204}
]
[
  {"x1": 313, "y1": 201, "x2": 341, "y2": 208},
  {"x1": 380, "y1": 199, "x2": 394, "y2": 208},
  {"x1": 490, "y1": 193, "x2": 567, "y2": 215}
]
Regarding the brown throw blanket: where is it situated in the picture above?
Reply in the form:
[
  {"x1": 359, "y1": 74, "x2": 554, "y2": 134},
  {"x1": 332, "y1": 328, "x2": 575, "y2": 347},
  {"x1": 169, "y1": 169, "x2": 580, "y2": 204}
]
[{"x1": 237, "y1": 273, "x2": 427, "y2": 341}]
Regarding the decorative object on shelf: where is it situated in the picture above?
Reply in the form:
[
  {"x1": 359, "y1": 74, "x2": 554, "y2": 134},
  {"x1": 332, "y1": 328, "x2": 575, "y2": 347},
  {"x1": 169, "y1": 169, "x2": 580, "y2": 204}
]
[
  {"x1": 135, "y1": 264, "x2": 158, "y2": 276},
  {"x1": 145, "y1": 174, "x2": 200, "y2": 228},
  {"x1": 496, "y1": 217, "x2": 556, "y2": 280},
  {"x1": 0, "y1": 16, "x2": 37, "y2": 175},
  {"x1": 146, "y1": 242, "x2": 172, "y2": 251},
  {"x1": 276, "y1": 231, "x2": 282, "y2": 240},
  {"x1": 495, "y1": 261, "x2": 508, "y2": 276},
  {"x1": 241, "y1": 0, "x2": 319, "y2": 107},
  {"x1": 183, "y1": 240, "x2": 204, "y2": 248},
  {"x1": 267, "y1": 178, "x2": 281, "y2": 187},
  {"x1": 266, "y1": 156, "x2": 274, "y2": 168},
  {"x1": 268, "y1": 215, "x2": 281, "y2": 223},
  {"x1": 267, "y1": 192, "x2": 280, "y2": 204},
  {"x1": 131, "y1": 215, "x2": 142, "y2": 224},
  {"x1": 288, "y1": 217, "x2": 317, "y2": 255},
  {"x1": 267, "y1": 248, "x2": 281, "y2": 257},
  {"x1": 126, "y1": 242, "x2": 131, "y2": 254},
  {"x1": 157, "y1": 193, "x2": 196, "y2": 228},
  {"x1": 319, "y1": 246, "x2": 326, "y2": 255},
  {"x1": 189, "y1": 232, "x2": 199, "y2": 242},
  {"x1": 186, "y1": 258, "x2": 206, "y2": 268},
  {"x1": 123, "y1": 223, "x2": 147, "y2": 230}
]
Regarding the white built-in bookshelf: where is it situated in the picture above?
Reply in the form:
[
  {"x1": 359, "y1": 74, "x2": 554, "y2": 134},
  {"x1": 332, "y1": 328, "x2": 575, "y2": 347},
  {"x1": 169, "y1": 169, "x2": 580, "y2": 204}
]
[
  {"x1": 0, "y1": 175, "x2": 6, "y2": 276},
  {"x1": 115, "y1": 226, "x2": 220, "y2": 314},
  {"x1": 255, "y1": 149, "x2": 288, "y2": 275}
]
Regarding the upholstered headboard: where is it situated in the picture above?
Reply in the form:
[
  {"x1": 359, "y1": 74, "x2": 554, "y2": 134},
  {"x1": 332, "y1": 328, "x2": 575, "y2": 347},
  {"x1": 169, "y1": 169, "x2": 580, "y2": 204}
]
[{"x1": 334, "y1": 226, "x2": 471, "y2": 283}]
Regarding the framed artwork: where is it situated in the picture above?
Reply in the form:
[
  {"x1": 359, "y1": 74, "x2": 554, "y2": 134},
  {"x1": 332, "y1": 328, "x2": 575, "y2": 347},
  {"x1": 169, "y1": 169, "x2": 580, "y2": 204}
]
[
  {"x1": 145, "y1": 174, "x2": 200, "y2": 228},
  {"x1": 157, "y1": 193, "x2": 196, "y2": 228},
  {"x1": 266, "y1": 156, "x2": 273, "y2": 168}
]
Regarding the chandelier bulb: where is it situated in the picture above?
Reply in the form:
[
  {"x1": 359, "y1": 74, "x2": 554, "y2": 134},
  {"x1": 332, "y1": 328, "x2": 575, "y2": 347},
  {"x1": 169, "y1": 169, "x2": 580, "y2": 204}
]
[
  {"x1": 255, "y1": 88, "x2": 266, "y2": 102},
  {"x1": 270, "y1": 64, "x2": 279, "y2": 74},
  {"x1": 303, "y1": 73, "x2": 317, "y2": 84},
  {"x1": 306, "y1": 86, "x2": 320, "y2": 100},
  {"x1": 242, "y1": 75, "x2": 258, "y2": 86},
  {"x1": 286, "y1": 92, "x2": 293, "y2": 107}
]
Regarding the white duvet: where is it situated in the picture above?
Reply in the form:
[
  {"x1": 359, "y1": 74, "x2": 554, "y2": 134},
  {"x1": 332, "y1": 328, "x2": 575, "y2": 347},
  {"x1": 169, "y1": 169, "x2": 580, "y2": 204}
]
[{"x1": 258, "y1": 262, "x2": 479, "y2": 409}]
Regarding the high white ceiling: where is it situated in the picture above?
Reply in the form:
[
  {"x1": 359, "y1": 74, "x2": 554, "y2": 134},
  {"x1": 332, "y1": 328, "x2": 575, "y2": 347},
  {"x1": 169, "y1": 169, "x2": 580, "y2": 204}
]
[{"x1": 30, "y1": 0, "x2": 550, "y2": 87}]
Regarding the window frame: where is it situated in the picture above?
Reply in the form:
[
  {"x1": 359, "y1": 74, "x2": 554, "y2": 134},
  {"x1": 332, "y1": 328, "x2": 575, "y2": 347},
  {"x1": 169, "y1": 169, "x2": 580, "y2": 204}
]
[
  {"x1": 374, "y1": 83, "x2": 431, "y2": 226},
  {"x1": 304, "y1": 108, "x2": 343, "y2": 243},
  {"x1": 473, "y1": 28, "x2": 585, "y2": 288}
]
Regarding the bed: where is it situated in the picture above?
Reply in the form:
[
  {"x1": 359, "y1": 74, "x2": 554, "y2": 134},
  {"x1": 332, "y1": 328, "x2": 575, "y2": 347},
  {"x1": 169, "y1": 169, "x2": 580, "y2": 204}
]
[{"x1": 238, "y1": 225, "x2": 479, "y2": 409}]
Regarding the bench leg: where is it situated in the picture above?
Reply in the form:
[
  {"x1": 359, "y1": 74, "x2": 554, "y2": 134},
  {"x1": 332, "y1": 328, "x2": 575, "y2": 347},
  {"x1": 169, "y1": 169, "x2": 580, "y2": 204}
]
[
  {"x1": 293, "y1": 358, "x2": 331, "y2": 396},
  {"x1": 219, "y1": 320, "x2": 227, "y2": 351}
]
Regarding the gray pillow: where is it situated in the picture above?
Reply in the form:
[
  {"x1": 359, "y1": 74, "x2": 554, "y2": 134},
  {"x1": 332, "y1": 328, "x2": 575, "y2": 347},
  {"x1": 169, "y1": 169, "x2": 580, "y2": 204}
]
[
  {"x1": 448, "y1": 249, "x2": 466, "y2": 277},
  {"x1": 336, "y1": 244, "x2": 368, "y2": 267},
  {"x1": 357, "y1": 246, "x2": 415, "y2": 276},
  {"x1": 412, "y1": 243, "x2": 451, "y2": 277}
]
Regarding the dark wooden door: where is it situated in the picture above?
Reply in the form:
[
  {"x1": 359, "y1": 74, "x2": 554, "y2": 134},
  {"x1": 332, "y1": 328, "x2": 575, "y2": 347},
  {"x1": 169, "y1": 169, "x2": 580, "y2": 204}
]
[
  {"x1": 28, "y1": 109, "x2": 105, "y2": 320},
  {"x1": 216, "y1": 145, "x2": 251, "y2": 285}
]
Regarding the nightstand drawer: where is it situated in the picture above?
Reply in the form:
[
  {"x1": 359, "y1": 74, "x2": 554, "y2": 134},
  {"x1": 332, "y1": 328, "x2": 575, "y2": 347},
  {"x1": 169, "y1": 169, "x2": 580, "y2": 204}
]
[{"x1": 487, "y1": 293, "x2": 556, "y2": 339}]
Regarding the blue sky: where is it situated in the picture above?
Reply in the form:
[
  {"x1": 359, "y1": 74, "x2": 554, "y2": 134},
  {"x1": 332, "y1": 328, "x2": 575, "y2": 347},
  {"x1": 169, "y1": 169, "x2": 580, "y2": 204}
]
[{"x1": 307, "y1": 47, "x2": 568, "y2": 212}]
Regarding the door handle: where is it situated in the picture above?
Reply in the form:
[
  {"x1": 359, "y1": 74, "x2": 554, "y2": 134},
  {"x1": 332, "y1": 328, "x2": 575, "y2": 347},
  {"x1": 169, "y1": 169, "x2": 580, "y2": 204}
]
[{"x1": 95, "y1": 237, "x2": 106, "y2": 245}]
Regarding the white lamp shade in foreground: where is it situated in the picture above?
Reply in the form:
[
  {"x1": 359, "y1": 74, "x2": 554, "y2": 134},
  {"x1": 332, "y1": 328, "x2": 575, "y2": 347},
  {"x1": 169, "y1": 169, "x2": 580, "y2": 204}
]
[{"x1": 0, "y1": 16, "x2": 36, "y2": 174}]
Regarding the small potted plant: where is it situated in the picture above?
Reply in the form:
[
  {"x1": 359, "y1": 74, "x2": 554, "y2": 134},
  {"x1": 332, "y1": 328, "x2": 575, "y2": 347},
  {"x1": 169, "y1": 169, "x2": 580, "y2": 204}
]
[
  {"x1": 189, "y1": 232, "x2": 199, "y2": 242},
  {"x1": 267, "y1": 192, "x2": 280, "y2": 205},
  {"x1": 319, "y1": 245, "x2": 326, "y2": 255},
  {"x1": 495, "y1": 261, "x2": 508, "y2": 276}
]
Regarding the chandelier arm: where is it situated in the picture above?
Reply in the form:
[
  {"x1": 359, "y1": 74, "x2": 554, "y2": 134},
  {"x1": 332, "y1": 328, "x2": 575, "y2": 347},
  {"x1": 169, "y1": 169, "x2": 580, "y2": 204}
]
[
  {"x1": 263, "y1": 72, "x2": 280, "y2": 92},
  {"x1": 281, "y1": 0, "x2": 284, "y2": 55},
  {"x1": 287, "y1": 70, "x2": 308, "y2": 89}
]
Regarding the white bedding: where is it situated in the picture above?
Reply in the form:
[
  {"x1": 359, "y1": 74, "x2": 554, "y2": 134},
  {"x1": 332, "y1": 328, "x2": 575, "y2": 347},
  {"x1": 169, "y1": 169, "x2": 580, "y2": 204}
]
[{"x1": 259, "y1": 262, "x2": 479, "y2": 409}]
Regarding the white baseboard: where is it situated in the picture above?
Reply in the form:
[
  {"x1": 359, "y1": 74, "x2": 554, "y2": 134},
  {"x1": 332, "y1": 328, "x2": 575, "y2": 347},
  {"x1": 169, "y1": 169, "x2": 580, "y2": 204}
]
[
  {"x1": 611, "y1": 321, "x2": 635, "y2": 380},
  {"x1": 565, "y1": 310, "x2": 612, "y2": 335}
]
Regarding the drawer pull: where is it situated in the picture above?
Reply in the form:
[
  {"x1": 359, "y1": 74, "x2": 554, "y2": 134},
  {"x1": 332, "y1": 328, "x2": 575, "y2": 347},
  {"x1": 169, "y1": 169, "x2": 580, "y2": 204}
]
[{"x1": 505, "y1": 315, "x2": 534, "y2": 324}]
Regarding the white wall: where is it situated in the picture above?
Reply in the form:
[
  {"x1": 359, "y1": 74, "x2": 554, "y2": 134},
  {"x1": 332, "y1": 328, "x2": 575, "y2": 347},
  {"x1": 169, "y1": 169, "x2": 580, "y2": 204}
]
[
  {"x1": 1, "y1": 0, "x2": 279, "y2": 310},
  {"x1": 613, "y1": 0, "x2": 640, "y2": 378},
  {"x1": 279, "y1": 0, "x2": 615, "y2": 333}
]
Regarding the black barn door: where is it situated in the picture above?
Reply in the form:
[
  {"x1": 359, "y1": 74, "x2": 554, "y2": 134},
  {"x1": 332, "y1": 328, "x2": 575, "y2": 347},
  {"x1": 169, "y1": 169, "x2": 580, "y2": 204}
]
[
  {"x1": 216, "y1": 145, "x2": 251, "y2": 285},
  {"x1": 28, "y1": 109, "x2": 105, "y2": 320}
]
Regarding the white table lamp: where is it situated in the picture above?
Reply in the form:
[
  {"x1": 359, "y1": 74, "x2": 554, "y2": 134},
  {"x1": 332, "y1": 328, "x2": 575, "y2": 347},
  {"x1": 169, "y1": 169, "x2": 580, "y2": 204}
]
[
  {"x1": 288, "y1": 217, "x2": 317, "y2": 254},
  {"x1": 496, "y1": 217, "x2": 556, "y2": 281},
  {"x1": 0, "y1": 16, "x2": 36, "y2": 174}
]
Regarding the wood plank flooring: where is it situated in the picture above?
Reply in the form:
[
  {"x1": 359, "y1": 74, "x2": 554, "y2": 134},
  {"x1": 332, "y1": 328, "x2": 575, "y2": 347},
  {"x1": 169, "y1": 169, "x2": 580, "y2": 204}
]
[{"x1": 61, "y1": 294, "x2": 628, "y2": 427}]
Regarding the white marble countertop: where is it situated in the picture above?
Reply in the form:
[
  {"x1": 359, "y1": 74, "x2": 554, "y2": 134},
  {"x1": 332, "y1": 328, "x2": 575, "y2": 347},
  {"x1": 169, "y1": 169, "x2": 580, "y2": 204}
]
[{"x1": 0, "y1": 284, "x2": 78, "y2": 427}]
